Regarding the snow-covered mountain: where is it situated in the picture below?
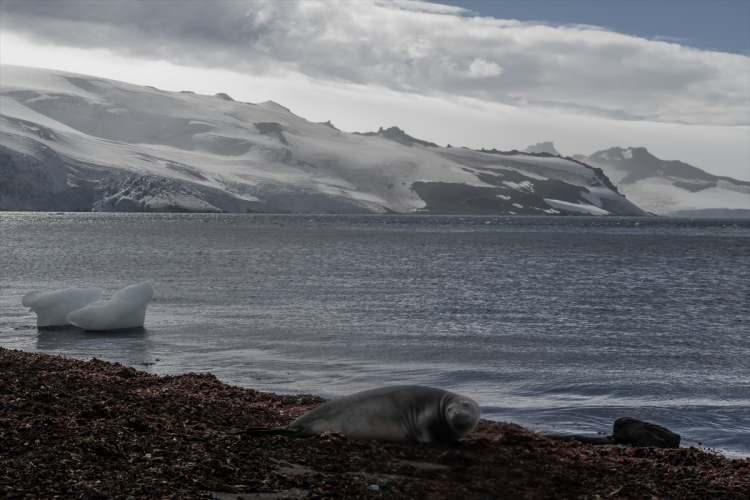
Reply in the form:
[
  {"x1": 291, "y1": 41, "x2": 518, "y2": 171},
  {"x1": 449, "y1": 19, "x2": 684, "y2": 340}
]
[
  {"x1": 581, "y1": 147, "x2": 750, "y2": 216},
  {"x1": 0, "y1": 65, "x2": 645, "y2": 215}
]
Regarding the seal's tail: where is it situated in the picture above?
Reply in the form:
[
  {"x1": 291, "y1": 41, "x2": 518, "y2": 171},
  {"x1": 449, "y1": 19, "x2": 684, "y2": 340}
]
[{"x1": 243, "y1": 427, "x2": 305, "y2": 437}]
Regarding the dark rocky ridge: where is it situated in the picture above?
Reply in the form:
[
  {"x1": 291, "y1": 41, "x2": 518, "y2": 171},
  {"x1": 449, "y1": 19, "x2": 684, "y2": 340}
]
[
  {"x1": 1, "y1": 347, "x2": 748, "y2": 499},
  {"x1": 355, "y1": 126, "x2": 439, "y2": 148}
]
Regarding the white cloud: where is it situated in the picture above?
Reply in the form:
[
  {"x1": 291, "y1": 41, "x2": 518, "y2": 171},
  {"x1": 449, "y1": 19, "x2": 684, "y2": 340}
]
[
  {"x1": 3, "y1": 33, "x2": 748, "y2": 182},
  {"x1": 1, "y1": 1, "x2": 748, "y2": 181},
  {"x1": 468, "y1": 58, "x2": 503, "y2": 78},
  {"x1": 3, "y1": 0, "x2": 748, "y2": 126},
  {"x1": 378, "y1": 0, "x2": 468, "y2": 16}
]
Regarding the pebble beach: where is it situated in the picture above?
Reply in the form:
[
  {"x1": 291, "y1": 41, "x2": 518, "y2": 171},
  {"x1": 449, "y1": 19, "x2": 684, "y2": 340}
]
[{"x1": 2, "y1": 347, "x2": 748, "y2": 499}]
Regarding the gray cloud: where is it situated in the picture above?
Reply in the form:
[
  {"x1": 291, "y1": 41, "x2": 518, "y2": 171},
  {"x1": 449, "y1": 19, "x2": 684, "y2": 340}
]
[{"x1": 3, "y1": 0, "x2": 749, "y2": 125}]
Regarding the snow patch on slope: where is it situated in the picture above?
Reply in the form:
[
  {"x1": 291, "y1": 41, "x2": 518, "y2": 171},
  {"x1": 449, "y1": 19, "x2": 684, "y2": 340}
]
[
  {"x1": 621, "y1": 178, "x2": 750, "y2": 214},
  {"x1": 544, "y1": 199, "x2": 610, "y2": 215}
]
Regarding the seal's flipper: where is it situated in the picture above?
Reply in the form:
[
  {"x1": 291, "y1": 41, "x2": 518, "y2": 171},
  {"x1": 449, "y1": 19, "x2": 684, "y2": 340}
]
[{"x1": 244, "y1": 427, "x2": 306, "y2": 438}]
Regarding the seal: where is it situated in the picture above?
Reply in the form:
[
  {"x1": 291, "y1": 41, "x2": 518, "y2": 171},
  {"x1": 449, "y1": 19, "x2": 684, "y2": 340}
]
[{"x1": 251, "y1": 385, "x2": 480, "y2": 444}]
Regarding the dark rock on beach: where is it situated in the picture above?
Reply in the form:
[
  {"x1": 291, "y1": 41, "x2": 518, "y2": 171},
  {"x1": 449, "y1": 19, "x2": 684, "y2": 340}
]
[
  {"x1": 544, "y1": 418, "x2": 681, "y2": 449},
  {"x1": 1, "y1": 347, "x2": 747, "y2": 499},
  {"x1": 613, "y1": 417, "x2": 682, "y2": 449}
]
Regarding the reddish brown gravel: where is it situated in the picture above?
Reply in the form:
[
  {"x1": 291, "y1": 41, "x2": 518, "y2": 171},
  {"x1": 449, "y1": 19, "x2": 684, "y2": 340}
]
[{"x1": 1, "y1": 347, "x2": 748, "y2": 499}]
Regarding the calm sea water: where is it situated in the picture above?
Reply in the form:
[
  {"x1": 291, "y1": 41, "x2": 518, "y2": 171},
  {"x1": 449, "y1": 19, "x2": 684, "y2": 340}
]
[{"x1": 1, "y1": 213, "x2": 749, "y2": 456}]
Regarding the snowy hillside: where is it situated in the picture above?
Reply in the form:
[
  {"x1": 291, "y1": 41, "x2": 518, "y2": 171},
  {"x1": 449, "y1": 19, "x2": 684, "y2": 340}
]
[
  {"x1": 0, "y1": 65, "x2": 644, "y2": 215},
  {"x1": 582, "y1": 147, "x2": 750, "y2": 215}
]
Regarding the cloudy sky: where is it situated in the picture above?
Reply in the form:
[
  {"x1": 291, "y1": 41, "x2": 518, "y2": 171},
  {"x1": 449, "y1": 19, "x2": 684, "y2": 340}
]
[{"x1": 1, "y1": 0, "x2": 749, "y2": 179}]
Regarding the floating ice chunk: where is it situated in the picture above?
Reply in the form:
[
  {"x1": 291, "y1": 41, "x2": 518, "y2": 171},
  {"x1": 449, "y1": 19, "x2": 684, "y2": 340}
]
[
  {"x1": 67, "y1": 282, "x2": 154, "y2": 331},
  {"x1": 22, "y1": 287, "x2": 103, "y2": 327}
]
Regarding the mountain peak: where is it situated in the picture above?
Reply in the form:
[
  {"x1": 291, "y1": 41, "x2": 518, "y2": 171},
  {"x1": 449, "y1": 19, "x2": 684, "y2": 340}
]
[
  {"x1": 591, "y1": 146, "x2": 652, "y2": 162},
  {"x1": 357, "y1": 126, "x2": 438, "y2": 148},
  {"x1": 380, "y1": 126, "x2": 438, "y2": 147},
  {"x1": 258, "y1": 100, "x2": 291, "y2": 113},
  {"x1": 525, "y1": 141, "x2": 560, "y2": 156},
  {"x1": 319, "y1": 120, "x2": 339, "y2": 131},
  {"x1": 584, "y1": 146, "x2": 750, "y2": 215}
]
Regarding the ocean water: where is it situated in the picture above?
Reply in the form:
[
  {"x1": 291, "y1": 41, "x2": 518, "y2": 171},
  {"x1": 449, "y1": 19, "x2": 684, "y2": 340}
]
[{"x1": 1, "y1": 213, "x2": 749, "y2": 456}]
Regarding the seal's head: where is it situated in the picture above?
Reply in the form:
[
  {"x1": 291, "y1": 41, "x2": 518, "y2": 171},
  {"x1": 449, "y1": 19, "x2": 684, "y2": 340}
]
[{"x1": 444, "y1": 395, "x2": 480, "y2": 437}]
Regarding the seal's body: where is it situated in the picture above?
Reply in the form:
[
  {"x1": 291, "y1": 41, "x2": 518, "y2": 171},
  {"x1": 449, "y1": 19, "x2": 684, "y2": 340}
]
[{"x1": 287, "y1": 385, "x2": 480, "y2": 443}]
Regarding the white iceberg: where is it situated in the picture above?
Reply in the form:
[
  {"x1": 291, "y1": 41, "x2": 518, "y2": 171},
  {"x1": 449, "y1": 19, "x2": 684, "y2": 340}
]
[
  {"x1": 22, "y1": 287, "x2": 103, "y2": 327},
  {"x1": 67, "y1": 282, "x2": 154, "y2": 331}
]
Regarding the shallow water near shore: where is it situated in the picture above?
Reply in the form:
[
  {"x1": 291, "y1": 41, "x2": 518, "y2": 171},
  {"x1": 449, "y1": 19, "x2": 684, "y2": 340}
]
[{"x1": 2, "y1": 213, "x2": 749, "y2": 456}]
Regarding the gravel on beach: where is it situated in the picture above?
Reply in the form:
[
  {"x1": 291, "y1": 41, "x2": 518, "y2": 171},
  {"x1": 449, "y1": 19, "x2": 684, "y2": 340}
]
[{"x1": 1, "y1": 347, "x2": 748, "y2": 499}]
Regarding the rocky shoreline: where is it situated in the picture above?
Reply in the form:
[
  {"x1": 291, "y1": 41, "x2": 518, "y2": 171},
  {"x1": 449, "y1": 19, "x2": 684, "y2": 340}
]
[{"x1": 1, "y1": 347, "x2": 748, "y2": 499}]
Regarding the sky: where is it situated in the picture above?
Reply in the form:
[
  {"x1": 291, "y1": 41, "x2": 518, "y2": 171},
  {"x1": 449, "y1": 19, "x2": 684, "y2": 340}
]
[
  {"x1": 443, "y1": 0, "x2": 750, "y2": 54},
  {"x1": 1, "y1": 0, "x2": 749, "y2": 180}
]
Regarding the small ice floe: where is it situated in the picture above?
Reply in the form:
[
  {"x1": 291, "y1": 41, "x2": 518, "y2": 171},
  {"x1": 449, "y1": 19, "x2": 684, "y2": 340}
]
[
  {"x1": 67, "y1": 282, "x2": 154, "y2": 331},
  {"x1": 22, "y1": 287, "x2": 102, "y2": 328}
]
